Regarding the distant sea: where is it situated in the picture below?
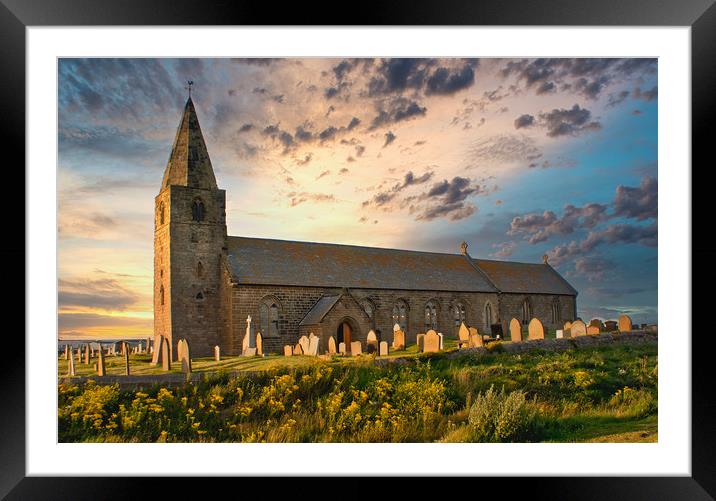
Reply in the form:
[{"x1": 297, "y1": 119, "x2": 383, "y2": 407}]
[{"x1": 57, "y1": 338, "x2": 150, "y2": 353}]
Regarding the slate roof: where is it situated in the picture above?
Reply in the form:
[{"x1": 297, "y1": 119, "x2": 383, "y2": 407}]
[
  {"x1": 160, "y1": 97, "x2": 218, "y2": 192},
  {"x1": 473, "y1": 259, "x2": 578, "y2": 296},
  {"x1": 226, "y1": 236, "x2": 499, "y2": 292},
  {"x1": 299, "y1": 295, "x2": 342, "y2": 326}
]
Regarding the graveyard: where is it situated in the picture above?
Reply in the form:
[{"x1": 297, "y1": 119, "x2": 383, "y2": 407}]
[{"x1": 58, "y1": 316, "x2": 658, "y2": 444}]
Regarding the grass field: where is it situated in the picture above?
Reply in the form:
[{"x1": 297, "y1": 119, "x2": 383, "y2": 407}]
[{"x1": 58, "y1": 337, "x2": 657, "y2": 443}]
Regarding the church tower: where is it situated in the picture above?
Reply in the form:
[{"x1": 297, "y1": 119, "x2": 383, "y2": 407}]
[{"x1": 154, "y1": 96, "x2": 228, "y2": 358}]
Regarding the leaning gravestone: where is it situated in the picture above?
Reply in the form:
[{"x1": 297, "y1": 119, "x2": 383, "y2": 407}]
[
  {"x1": 509, "y1": 318, "x2": 522, "y2": 343},
  {"x1": 338, "y1": 342, "x2": 346, "y2": 355},
  {"x1": 328, "y1": 336, "x2": 337, "y2": 354},
  {"x1": 618, "y1": 314, "x2": 633, "y2": 333},
  {"x1": 366, "y1": 330, "x2": 378, "y2": 354},
  {"x1": 570, "y1": 319, "x2": 587, "y2": 337},
  {"x1": 97, "y1": 349, "x2": 106, "y2": 377},
  {"x1": 298, "y1": 335, "x2": 310, "y2": 355},
  {"x1": 457, "y1": 322, "x2": 470, "y2": 349},
  {"x1": 214, "y1": 345, "x2": 221, "y2": 362},
  {"x1": 527, "y1": 318, "x2": 545, "y2": 340},
  {"x1": 379, "y1": 341, "x2": 389, "y2": 356},
  {"x1": 161, "y1": 337, "x2": 171, "y2": 371},
  {"x1": 469, "y1": 327, "x2": 483, "y2": 348},
  {"x1": 416, "y1": 333, "x2": 425, "y2": 352},
  {"x1": 256, "y1": 332, "x2": 264, "y2": 356},
  {"x1": 283, "y1": 345, "x2": 293, "y2": 357},
  {"x1": 67, "y1": 351, "x2": 76, "y2": 376},
  {"x1": 180, "y1": 339, "x2": 192, "y2": 374},
  {"x1": 392, "y1": 330, "x2": 405, "y2": 350},
  {"x1": 124, "y1": 344, "x2": 130, "y2": 375},
  {"x1": 293, "y1": 343, "x2": 303, "y2": 356},
  {"x1": 307, "y1": 334, "x2": 319, "y2": 356},
  {"x1": 350, "y1": 341, "x2": 362, "y2": 356},
  {"x1": 437, "y1": 332, "x2": 444, "y2": 350},
  {"x1": 423, "y1": 330, "x2": 440, "y2": 353}
]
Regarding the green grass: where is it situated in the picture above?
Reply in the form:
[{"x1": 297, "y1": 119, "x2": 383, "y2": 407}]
[{"x1": 58, "y1": 340, "x2": 657, "y2": 443}]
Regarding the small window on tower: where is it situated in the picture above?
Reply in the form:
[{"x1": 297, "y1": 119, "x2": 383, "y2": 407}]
[
  {"x1": 196, "y1": 292, "x2": 204, "y2": 301},
  {"x1": 192, "y1": 199, "x2": 205, "y2": 222},
  {"x1": 159, "y1": 285, "x2": 164, "y2": 306}
]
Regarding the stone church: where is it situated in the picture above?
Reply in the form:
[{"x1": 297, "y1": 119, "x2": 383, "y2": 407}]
[{"x1": 154, "y1": 97, "x2": 578, "y2": 357}]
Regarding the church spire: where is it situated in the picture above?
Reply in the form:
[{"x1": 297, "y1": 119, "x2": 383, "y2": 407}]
[{"x1": 160, "y1": 95, "x2": 218, "y2": 192}]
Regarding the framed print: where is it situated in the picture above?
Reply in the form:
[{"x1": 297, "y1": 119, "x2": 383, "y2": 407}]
[{"x1": 5, "y1": 0, "x2": 714, "y2": 496}]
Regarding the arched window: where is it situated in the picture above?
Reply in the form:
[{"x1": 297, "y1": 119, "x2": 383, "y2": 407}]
[
  {"x1": 453, "y1": 302, "x2": 466, "y2": 334},
  {"x1": 392, "y1": 300, "x2": 408, "y2": 332},
  {"x1": 159, "y1": 285, "x2": 164, "y2": 306},
  {"x1": 158, "y1": 201, "x2": 165, "y2": 225},
  {"x1": 425, "y1": 301, "x2": 438, "y2": 331},
  {"x1": 259, "y1": 298, "x2": 280, "y2": 337},
  {"x1": 551, "y1": 300, "x2": 561, "y2": 323},
  {"x1": 191, "y1": 199, "x2": 205, "y2": 222},
  {"x1": 485, "y1": 302, "x2": 493, "y2": 329},
  {"x1": 197, "y1": 261, "x2": 204, "y2": 278},
  {"x1": 522, "y1": 298, "x2": 532, "y2": 324}
]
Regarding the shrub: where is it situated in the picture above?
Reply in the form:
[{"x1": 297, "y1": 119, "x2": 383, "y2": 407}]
[{"x1": 467, "y1": 385, "x2": 538, "y2": 442}]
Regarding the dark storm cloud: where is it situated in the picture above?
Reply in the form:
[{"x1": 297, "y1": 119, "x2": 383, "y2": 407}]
[
  {"x1": 367, "y1": 58, "x2": 478, "y2": 97},
  {"x1": 425, "y1": 65, "x2": 476, "y2": 95},
  {"x1": 408, "y1": 176, "x2": 483, "y2": 222},
  {"x1": 514, "y1": 114, "x2": 535, "y2": 129},
  {"x1": 370, "y1": 97, "x2": 427, "y2": 129},
  {"x1": 383, "y1": 131, "x2": 397, "y2": 147},
  {"x1": 613, "y1": 176, "x2": 658, "y2": 221},
  {"x1": 539, "y1": 104, "x2": 601, "y2": 137},
  {"x1": 425, "y1": 176, "x2": 479, "y2": 203}
]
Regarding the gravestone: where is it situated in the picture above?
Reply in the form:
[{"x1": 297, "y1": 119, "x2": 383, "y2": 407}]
[
  {"x1": 437, "y1": 332, "x2": 444, "y2": 350},
  {"x1": 293, "y1": 343, "x2": 303, "y2": 356},
  {"x1": 242, "y1": 315, "x2": 256, "y2": 355},
  {"x1": 457, "y1": 323, "x2": 470, "y2": 349},
  {"x1": 124, "y1": 344, "x2": 130, "y2": 375},
  {"x1": 423, "y1": 330, "x2": 440, "y2": 353},
  {"x1": 214, "y1": 345, "x2": 221, "y2": 362},
  {"x1": 527, "y1": 318, "x2": 545, "y2": 340},
  {"x1": 570, "y1": 319, "x2": 587, "y2": 337},
  {"x1": 283, "y1": 345, "x2": 293, "y2": 357},
  {"x1": 587, "y1": 325, "x2": 600, "y2": 335},
  {"x1": 256, "y1": 332, "x2": 264, "y2": 356},
  {"x1": 176, "y1": 339, "x2": 185, "y2": 363},
  {"x1": 604, "y1": 320, "x2": 618, "y2": 331},
  {"x1": 556, "y1": 329, "x2": 564, "y2": 339},
  {"x1": 416, "y1": 333, "x2": 425, "y2": 352},
  {"x1": 76, "y1": 348, "x2": 81, "y2": 363},
  {"x1": 67, "y1": 351, "x2": 75, "y2": 376},
  {"x1": 379, "y1": 341, "x2": 389, "y2": 356},
  {"x1": 618, "y1": 314, "x2": 633, "y2": 332},
  {"x1": 392, "y1": 330, "x2": 405, "y2": 350},
  {"x1": 307, "y1": 333, "x2": 319, "y2": 356},
  {"x1": 564, "y1": 321, "x2": 572, "y2": 331},
  {"x1": 64, "y1": 345, "x2": 69, "y2": 360},
  {"x1": 180, "y1": 339, "x2": 192, "y2": 374},
  {"x1": 151, "y1": 335, "x2": 162, "y2": 366},
  {"x1": 589, "y1": 319, "x2": 604, "y2": 331},
  {"x1": 338, "y1": 342, "x2": 346, "y2": 355},
  {"x1": 393, "y1": 323, "x2": 401, "y2": 332},
  {"x1": 509, "y1": 318, "x2": 522, "y2": 342},
  {"x1": 298, "y1": 335, "x2": 310, "y2": 355},
  {"x1": 328, "y1": 336, "x2": 337, "y2": 354},
  {"x1": 350, "y1": 341, "x2": 362, "y2": 356},
  {"x1": 469, "y1": 327, "x2": 483, "y2": 348},
  {"x1": 161, "y1": 337, "x2": 171, "y2": 371},
  {"x1": 366, "y1": 330, "x2": 378, "y2": 354},
  {"x1": 97, "y1": 350, "x2": 105, "y2": 377}
]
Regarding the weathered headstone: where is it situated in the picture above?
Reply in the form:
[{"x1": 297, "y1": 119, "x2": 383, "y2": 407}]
[
  {"x1": 338, "y1": 342, "x2": 346, "y2": 355},
  {"x1": 214, "y1": 345, "x2": 221, "y2": 362},
  {"x1": 392, "y1": 330, "x2": 405, "y2": 350},
  {"x1": 366, "y1": 330, "x2": 378, "y2": 354},
  {"x1": 509, "y1": 318, "x2": 522, "y2": 342},
  {"x1": 242, "y1": 315, "x2": 256, "y2": 354},
  {"x1": 293, "y1": 343, "x2": 303, "y2": 356},
  {"x1": 123, "y1": 343, "x2": 131, "y2": 375},
  {"x1": 284, "y1": 345, "x2": 293, "y2": 357},
  {"x1": 570, "y1": 319, "x2": 587, "y2": 337},
  {"x1": 527, "y1": 318, "x2": 545, "y2": 340},
  {"x1": 179, "y1": 339, "x2": 192, "y2": 374},
  {"x1": 416, "y1": 333, "x2": 425, "y2": 352},
  {"x1": 618, "y1": 314, "x2": 633, "y2": 333},
  {"x1": 256, "y1": 332, "x2": 264, "y2": 356},
  {"x1": 151, "y1": 335, "x2": 161, "y2": 365},
  {"x1": 437, "y1": 332, "x2": 444, "y2": 350},
  {"x1": 76, "y1": 347, "x2": 81, "y2": 363},
  {"x1": 97, "y1": 349, "x2": 106, "y2": 377},
  {"x1": 379, "y1": 341, "x2": 389, "y2": 356},
  {"x1": 350, "y1": 341, "x2": 362, "y2": 356},
  {"x1": 556, "y1": 329, "x2": 564, "y2": 339},
  {"x1": 423, "y1": 330, "x2": 440, "y2": 353},
  {"x1": 457, "y1": 322, "x2": 470, "y2": 349},
  {"x1": 564, "y1": 321, "x2": 572, "y2": 331},
  {"x1": 298, "y1": 335, "x2": 310, "y2": 355},
  {"x1": 63, "y1": 345, "x2": 69, "y2": 360},
  {"x1": 307, "y1": 333, "x2": 319, "y2": 356},
  {"x1": 469, "y1": 327, "x2": 483, "y2": 348},
  {"x1": 587, "y1": 325, "x2": 600, "y2": 335},
  {"x1": 176, "y1": 339, "x2": 185, "y2": 363},
  {"x1": 83, "y1": 344, "x2": 90, "y2": 364},
  {"x1": 328, "y1": 336, "x2": 337, "y2": 354},
  {"x1": 161, "y1": 337, "x2": 171, "y2": 371},
  {"x1": 67, "y1": 351, "x2": 75, "y2": 376}
]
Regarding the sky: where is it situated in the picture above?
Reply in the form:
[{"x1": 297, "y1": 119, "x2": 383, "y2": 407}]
[{"x1": 57, "y1": 57, "x2": 658, "y2": 339}]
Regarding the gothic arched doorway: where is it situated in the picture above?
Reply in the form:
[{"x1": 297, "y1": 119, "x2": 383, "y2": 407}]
[{"x1": 336, "y1": 317, "x2": 360, "y2": 352}]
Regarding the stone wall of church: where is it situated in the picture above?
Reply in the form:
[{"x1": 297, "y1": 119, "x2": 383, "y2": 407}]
[
  {"x1": 499, "y1": 293, "x2": 577, "y2": 332},
  {"x1": 230, "y1": 284, "x2": 508, "y2": 354}
]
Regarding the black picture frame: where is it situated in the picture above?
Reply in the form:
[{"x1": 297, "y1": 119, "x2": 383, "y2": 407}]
[{"x1": 4, "y1": 0, "x2": 713, "y2": 497}]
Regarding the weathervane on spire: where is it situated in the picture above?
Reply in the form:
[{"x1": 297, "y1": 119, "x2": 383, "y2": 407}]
[{"x1": 185, "y1": 80, "x2": 194, "y2": 98}]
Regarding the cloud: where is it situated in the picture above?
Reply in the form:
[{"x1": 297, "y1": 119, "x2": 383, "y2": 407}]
[
  {"x1": 315, "y1": 170, "x2": 331, "y2": 180},
  {"x1": 370, "y1": 97, "x2": 427, "y2": 129},
  {"x1": 362, "y1": 170, "x2": 434, "y2": 207},
  {"x1": 509, "y1": 203, "x2": 609, "y2": 243},
  {"x1": 539, "y1": 104, "x2": 601, "y2": 137},
  {"x1": 367, "y1": 58, "x2": 478, "y2": 97},
  {"x1": 514, "y1": 114, "x2": 535, "y2": 129},
  {"x1": 287, "y1": 191, "x2": 337, "y2": 207},
  {"x1": 59, "y1": 277, "x2": 139, "y2": 311},
  {"x1": 410, "y1": 176, "x2": 482, "y2": 222},
  {"x1": 572, "y1": 256, "x2": 617, "y2": 281},
  {"x1": 491, "y1": 241, "x2": 517, "y2": 258},
  {"x1": 415, "y1": 202, "x2": 477, "y2": 221},
  {"x1": 383, "y1": 131, "x2": 397, "y2": 147},
  {"x1": 634, "y1": 86, "x2": 658, "y2": 101},
  {"x1": 613, "y1": 176, "x2": 657, "y2": 220},
  {"x1": 467, "y1": 134, "x2": 542, "y2": 167},
  {"x1": 606, "y1": 90, "x2": 630, "y2": 107}
]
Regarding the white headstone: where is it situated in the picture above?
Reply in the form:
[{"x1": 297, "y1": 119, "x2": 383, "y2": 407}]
[
  {"x1": 214, "y1": 345, "x2": 221, "y2": 362},
  {"x1": 437, "y1": 333, "x2": 444, "y2": 350},
  {"x1": 308, "y1": 334, "x2": 319, "y2": 356},
  {"x1": 556, "y1": 329, "x2": 564, "y2": 339}
]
